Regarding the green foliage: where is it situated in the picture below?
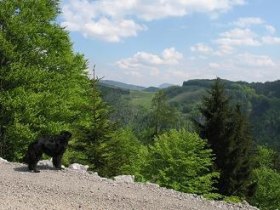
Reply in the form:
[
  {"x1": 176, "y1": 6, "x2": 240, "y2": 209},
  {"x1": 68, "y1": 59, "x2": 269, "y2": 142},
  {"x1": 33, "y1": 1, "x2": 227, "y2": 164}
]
[
  {"x1": 198, "y1": 78, "x2": 232, "y2": 168},
  {"x1": 141, "y1": 129, "x2": 219, "y2": 195},
  {"x1": 223, "y1": 196, "x2": 243, "y2": 203},
  {"x1": 150, "y1": 90, "x2": 181, "y2": 137},
  {"x1": 97, "y1": 128, "x2": 148, "y2": 178},
  {"x1": 164, "y1": 79, "x2": 280, "y2": 151},
  {"x1": 251, "y1": 97, "x2": 280, "y2": 149},
  {"x1": 249, "y1": 146, "x2": 280, "y2": 209},
  {"x1": 255, "y1": 146, "x2": 278, "y2": 169},
  {"x1": 250, "y1": 168, "x2": 280, "y2": 210},
  {"x1": 129, "y1": 90, "x2": 155, "y2": 109},
  {"x1": 0, "y1": 0, "x2": 91, "y2": 160},
  {"x1": 221, "y1": 105, "x2": 255, "y2": 197},
  {"x1": 68, "y1": 80, "x2": 114, "y2": 170},
  {"x1": 199, "y1": 78, "x2": 254, "y2": 197}
]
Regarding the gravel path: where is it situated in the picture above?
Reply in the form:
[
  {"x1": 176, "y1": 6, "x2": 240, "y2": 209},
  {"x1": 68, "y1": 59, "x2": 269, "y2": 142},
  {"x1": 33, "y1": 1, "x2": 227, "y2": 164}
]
[{"x1": 0, "y1": 161, "x2": 258, "y2": 210}]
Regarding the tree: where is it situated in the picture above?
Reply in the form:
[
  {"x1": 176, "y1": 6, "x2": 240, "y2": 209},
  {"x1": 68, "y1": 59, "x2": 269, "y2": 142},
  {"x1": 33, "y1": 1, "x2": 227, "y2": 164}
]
[
  {"x1": 199, "y1": 78, "x2": 254, "y2": 197},
  {"x1": 255, "y1": 146, "x2": 278, "y2": 170},
  {"x1": 220, "y1": 105, "x2": 255, "y2": 197},
  {"x1": 250, "y1": 168, "x2": 280, "y2": 210},
  {"x1": 141, "y1": 129, "x2": 219, "y2": 195},
  {"x1": 69, "y1": 79, "x2": 115, "y2": 171},
  {"x1": 249, "y1": 146, "x2": 280, "y2": 209},
  {"x1": 150, "y1": 90, "x2": 179, "y2": 136},
  {"x1": 0, "y1": 0, "x2": 91, "y2": 160},
  {"x1": 97, "y1": 128, "x2": 147, "y2": 178},
  {"x1": 198, "y1": 78, "x2": 232, "y2": 169}
]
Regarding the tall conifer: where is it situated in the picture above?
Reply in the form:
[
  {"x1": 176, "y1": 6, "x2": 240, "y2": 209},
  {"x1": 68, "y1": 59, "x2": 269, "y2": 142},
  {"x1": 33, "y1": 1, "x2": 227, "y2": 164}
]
[
  {"x1": 199, "y1": 78, "x2": 254, "y2": 197},
  {"x1": 199, "y1": 78, "x2": 232, "y2": 170}
]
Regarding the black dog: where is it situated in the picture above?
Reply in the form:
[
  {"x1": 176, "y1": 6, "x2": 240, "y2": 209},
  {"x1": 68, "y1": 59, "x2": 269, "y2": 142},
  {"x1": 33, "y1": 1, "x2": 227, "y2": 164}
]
[{"x1": 23, "y1": 131, "x2": 72, "y2": 172}]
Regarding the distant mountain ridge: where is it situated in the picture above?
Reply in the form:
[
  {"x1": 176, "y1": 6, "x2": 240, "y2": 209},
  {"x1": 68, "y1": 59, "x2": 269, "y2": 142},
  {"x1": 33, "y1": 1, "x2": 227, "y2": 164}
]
[
  {"x1": 165, "y1": 79, "x2": 280, "y2": 150},
  {"x1": 100, "y1": 80, "x2": 176, "y2": 91},
  {"x1": 98, "y1": 78, "x2": 280, "y2": 151},
  {"x1": 100, "y1": 80, "x2": 146, "y2": 91},
  {"x1": 159, "y1": 83, "x2": 175, "y2": 89}
]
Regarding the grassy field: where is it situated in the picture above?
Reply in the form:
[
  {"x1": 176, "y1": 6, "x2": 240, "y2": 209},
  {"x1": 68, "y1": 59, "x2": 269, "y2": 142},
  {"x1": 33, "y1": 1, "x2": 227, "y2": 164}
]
[{"x1": 128, "y1": 90, "x2": 155, "y2": 109}]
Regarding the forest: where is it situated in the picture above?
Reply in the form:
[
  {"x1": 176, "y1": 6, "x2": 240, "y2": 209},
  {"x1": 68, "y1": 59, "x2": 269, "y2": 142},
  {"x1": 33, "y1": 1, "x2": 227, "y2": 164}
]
[{"x1": 0, "y1": 1, "x2": 279, "y2": 210}]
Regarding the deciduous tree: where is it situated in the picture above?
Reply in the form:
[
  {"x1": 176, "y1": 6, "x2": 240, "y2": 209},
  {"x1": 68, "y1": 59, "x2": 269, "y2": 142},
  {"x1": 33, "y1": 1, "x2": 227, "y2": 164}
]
[{"x1": 0, "y1": 0, "x2": 90, "y2": 160}]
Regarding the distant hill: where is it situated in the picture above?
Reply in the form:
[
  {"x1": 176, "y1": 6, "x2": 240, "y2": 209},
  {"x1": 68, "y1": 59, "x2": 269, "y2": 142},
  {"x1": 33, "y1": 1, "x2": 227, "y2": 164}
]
[
  {"x1": 136, "y1": 84, "x2": 175, "y2": 92},
  {"x1": 164, "y1": 79, "x2": 280, "y2": 150},
  {"x1": 158, "y1": 83, "x2": 175, "y2": 89},
  {"x1": 98, "y1": 78, "x2": 280, "y2": 150},
  {"x1": 143, "y1": 87, "x2": 159, "y2": 92},
  {"x1": 100, "y1": 80, "x2": 145, "y2": 91}
]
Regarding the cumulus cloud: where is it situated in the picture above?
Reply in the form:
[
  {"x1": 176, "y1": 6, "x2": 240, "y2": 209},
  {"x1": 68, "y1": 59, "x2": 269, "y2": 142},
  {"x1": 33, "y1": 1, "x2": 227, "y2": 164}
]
[
  {"x1": 190, "y1": 16, "x2": 280, "y2": 59},
  {"x1": 262, "y1": 36, "x2": 280, "y2": 45},
  {"x1": 134, "y1": 0, "x2": 246, "y2": 20},
  {"x1": 238, "y1": 53, "x2": 275, "y2": 67},
  {"x1": 110, "y1": 48, "x2": 189, "y2": 86},
  {"x1": 116, "y1": 48, "x2": 183, "y2": 69},
  {"x1": 187, "y1": 16, "x2": 279, "y2": 82},
  {"x1": 61, "y1": 0, "x2": 246, "y2": 42},
  {"x1": 190, "y1": 27, "x2": 261, "y2": 57},
  {"x1": 233, "y1": 17, "x2": 264, "y2": 27},
  {"x1": 191, "y1": 43, "x2": 214, "y2": 54},
  {"x1": 265, "y1": 25, "x2": 276, "y2": 34},
  {"x1": 62, "y1": 0, "x2": 146, "y2": 42},
  {"x1": 215, "y1": 28, "x2": 260, "y2": 46}
]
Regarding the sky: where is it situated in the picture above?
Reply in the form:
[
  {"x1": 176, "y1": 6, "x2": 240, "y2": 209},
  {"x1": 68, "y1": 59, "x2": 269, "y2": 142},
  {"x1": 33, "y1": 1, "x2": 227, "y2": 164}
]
[{"x1": 59, "y1": 0, "x2": 280, "y2": 87}]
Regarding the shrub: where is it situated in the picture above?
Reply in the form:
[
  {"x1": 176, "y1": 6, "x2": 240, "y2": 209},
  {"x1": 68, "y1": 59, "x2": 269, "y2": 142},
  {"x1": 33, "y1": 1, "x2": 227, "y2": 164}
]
[{"x1": 141, "y1": 129, "x2": 218, "y2": 195}]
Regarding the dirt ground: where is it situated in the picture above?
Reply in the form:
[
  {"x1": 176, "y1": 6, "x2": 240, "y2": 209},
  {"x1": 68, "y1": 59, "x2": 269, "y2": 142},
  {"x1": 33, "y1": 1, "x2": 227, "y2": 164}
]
[{"x1": 0, "y1": 161, "x2": 258, "y2": 210}]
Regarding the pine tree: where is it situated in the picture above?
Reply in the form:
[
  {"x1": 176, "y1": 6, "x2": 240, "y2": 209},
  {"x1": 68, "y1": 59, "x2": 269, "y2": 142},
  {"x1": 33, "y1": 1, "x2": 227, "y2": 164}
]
[
  {"x1": 71, "y1": 79, "x2": 114, "y2": 171},
  {"x1": 221, "y1": 105, "x2": 254, "y2": 196},
  {"x1": 199, "y1": 78, "x2": 254, "y2": 197},
  {"x1": 150, "y1": 90, "x2": 179, "y2": 136},
  {"x1": 199, "y1": 78, "x2": 232, "y2": 170},
  {"x1": 97, "y1": 128, "x2": 147, "y2": 178},
  {"x1": 0, "y1": 0, "x2": 91, "y2": 160}
]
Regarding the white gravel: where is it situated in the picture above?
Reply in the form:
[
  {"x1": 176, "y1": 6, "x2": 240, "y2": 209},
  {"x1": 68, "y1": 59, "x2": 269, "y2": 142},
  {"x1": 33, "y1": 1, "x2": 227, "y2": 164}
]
[{"x1": 0, "y1": 161, "x2": 258, "y2": 210}]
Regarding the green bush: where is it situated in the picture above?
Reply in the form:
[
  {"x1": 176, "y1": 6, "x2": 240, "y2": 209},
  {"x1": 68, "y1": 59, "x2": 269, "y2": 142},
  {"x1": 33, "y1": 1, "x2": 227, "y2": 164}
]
[
  {"x1": 141, "y1": 129, "x2": 219, "y2": 195},
  {"x1": 98, "y1": 128, "x2": 148, "y2": 177},
  {"x1": 250, "y1": 167, "x2": 280, "y2": 210}
]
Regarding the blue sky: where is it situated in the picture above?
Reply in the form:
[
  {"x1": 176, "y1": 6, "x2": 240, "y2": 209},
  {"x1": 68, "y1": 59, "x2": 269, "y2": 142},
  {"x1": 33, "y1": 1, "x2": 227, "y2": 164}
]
[{"x1": 60, "y1": 0, "x2": 280, "y2": 87}]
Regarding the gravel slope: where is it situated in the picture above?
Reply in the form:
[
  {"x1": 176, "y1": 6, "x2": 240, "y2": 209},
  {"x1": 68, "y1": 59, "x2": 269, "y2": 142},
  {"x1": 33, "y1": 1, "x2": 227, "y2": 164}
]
[{"x1": 0, "y1": 161, "x2": 258, "y2": 210}]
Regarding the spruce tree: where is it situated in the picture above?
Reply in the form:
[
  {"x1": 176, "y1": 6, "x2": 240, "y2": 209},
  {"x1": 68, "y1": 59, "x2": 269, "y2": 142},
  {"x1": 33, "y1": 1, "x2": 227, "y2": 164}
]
[
  {"x1": 199, "y1": 78, "x2": 232, "y2": 170},
  {"x1": 222, "y1": 105, "x2": 254, "y2": 196},
  {"x1": 199, "y1": 78, "x2": 254, "y2": 197},
  {"x1": 73, "y1": 79, "x2": 114, "y2": 171},
  {"x1": 150, "y1": 90, "x2": 179, "y2": 136}
]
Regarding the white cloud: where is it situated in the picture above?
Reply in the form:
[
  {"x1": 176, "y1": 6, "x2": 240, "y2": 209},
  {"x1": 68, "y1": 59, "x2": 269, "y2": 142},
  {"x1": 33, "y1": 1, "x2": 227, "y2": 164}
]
[
  {"x1": 233, "y1": 17, "x2": 264, "y2": 27},
  {"x1": 62, "y1": 1, "x2": 146, "y2": 42},
  {"x1": 262, "y1": 36, "x2": 280, "y2": 45},
  {"x1": 135, "y1": 0, "x2": 246, "y2": 21},
  {"x1": 115, "y1": 48, "x2": 184, "y2": 85},
  {"x1": 215, "y1": 44, "x2": 235, "y2": 56},
  {"x1": 215, "y1": 28, "x2": 260, "y2": 46},
  {"x1": 116, "y1": 48, "x2": 183, "y2": 69},
  {"x1": 265, "y1": 25, "x2": 276, "y2": 34},
  {"x1": 191, "y1": 43, "x2": 214, "y2": 54},
  {"x1": 190, "y1": 17, "x2": 280, "y2": 59},
  {"x1": 238, "y1": 53, "x2": 275, "y2": 67},
  {"x1": 209, "y1": 62, "x2": 221, "y2": 69},
  {"x1": 161, "y1": 48, "x2": 184, "y2": 64},
  {"x1": 61, "y1": 0, "x2": 246, "y2": 42}
]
